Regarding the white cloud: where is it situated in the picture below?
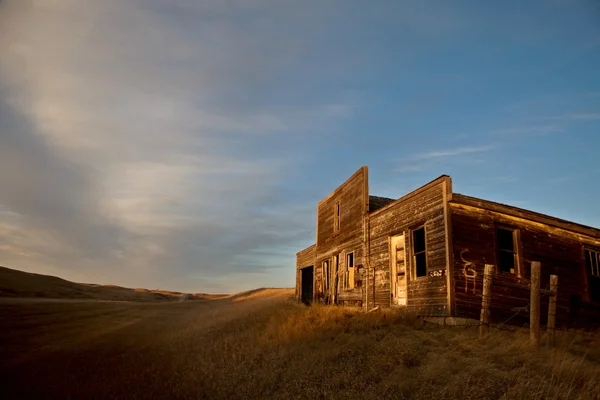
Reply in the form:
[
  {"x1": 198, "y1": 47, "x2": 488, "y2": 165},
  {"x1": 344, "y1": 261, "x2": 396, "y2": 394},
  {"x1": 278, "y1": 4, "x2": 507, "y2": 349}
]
[{"x1": 0, "y1": 0, "x2": 352, "y2": 292}]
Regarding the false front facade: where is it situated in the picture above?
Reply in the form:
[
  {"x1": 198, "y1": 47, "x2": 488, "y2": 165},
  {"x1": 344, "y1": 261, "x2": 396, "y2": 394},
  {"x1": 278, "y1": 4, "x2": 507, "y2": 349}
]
[{"x1": 296, "y1": 166, "x2": 600, "y2": 327}]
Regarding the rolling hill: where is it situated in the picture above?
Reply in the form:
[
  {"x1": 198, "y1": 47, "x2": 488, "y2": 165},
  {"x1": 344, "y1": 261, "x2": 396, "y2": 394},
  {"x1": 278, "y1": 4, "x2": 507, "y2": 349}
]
[{"x1": 0, "y1": 266, "x2": 226, "y2": 301}]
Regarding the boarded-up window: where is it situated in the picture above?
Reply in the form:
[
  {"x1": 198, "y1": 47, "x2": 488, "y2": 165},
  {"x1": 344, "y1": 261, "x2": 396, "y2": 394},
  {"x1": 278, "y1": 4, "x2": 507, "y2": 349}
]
[
  {"x1": 585, "y1": 249, "x2": 600, "y2": 302},
  {"x1": 497, "y1": 228, "x2": 518, "y2": 274},
  {"x1": 413, "y1": 227, "x2": 427, "y2": 278},
  {"x1": 346, "y1": 252, "x2": 354, "y2": 289}
]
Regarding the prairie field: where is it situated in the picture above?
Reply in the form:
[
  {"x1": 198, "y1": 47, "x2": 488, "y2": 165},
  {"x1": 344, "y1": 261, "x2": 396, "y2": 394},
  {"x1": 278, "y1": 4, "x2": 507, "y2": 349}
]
[{"x1": 1, "y1": 289, "x2": 599, "y2": 400}]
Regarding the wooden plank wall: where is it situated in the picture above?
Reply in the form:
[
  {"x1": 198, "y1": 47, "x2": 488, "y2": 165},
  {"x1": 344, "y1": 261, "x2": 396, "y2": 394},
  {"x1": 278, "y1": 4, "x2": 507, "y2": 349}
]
[
  {"x1": 367, "y1": 177, "x2": 450, "y2": 315},
  {"x1": 315, "y1": 166, "x2": 368, "y2": 304},
  {"x1": 450, "y1": 202, "x2": 600, "y2": 328},
  {"x1": 296, "y1": 244, "x2": 316, "y2": 302}
]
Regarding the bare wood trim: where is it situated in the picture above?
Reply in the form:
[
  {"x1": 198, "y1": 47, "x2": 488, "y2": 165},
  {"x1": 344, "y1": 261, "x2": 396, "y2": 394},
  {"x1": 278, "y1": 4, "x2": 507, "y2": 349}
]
[
  {"x1": 452, "y1": 193, "x2": 600, "y2": 239},
  {"x1": 530, "y1": 261, "x2": 541, "y2": 348},
  {"x1": 369, "y1": 175, "x2": 451, "y2": 217},
  {"x1": 514, "y1": 229, "x2": 524, "y2": 278},
  {"x1": 443, "y1": 178, "x2": 454, "y2": 316}
]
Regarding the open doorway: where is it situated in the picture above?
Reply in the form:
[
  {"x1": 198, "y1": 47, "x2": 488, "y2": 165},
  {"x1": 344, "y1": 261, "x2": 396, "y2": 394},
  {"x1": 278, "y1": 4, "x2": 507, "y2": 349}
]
[{"x1": 301, "y1": 266, "x2": 314, "y2": 305}]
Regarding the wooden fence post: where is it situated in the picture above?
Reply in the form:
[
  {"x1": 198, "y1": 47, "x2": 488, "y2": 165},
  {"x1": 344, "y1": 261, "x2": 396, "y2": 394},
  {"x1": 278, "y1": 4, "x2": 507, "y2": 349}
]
[
  {"x1": 480, "y1": 264, "x2": 495, "y2": 339},
  {"x1": 530, "y1": 261, "x2": 541, "y2": 348},
  {"x1": 547, "y1": 274, "x2": 558, "y2": 348}
]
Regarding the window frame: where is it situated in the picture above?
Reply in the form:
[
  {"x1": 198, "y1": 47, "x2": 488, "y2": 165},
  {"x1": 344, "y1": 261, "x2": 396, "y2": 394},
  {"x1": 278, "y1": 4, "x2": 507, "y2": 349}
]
[
  {"x1": 322, "y1": 259, "x2": 330, "y2": 293},
  {"x1": 411, "y1": 225, "x2": 428, "y2": 280},
  {"x1": 495, "y1": 225, "x2": 522, "y2": 277},
  {"x1": 345, "y1": 251, "x2": 355, "y2": 289},
  {"x1": 333, "y1": 254, "x2": 340, "y2": 297},
  {"x1": 333, "y1": 201, "x2": 341, "y2": 233},
  {"x1": 584, "y1": 247, "x2": 600, "y2": 303}
]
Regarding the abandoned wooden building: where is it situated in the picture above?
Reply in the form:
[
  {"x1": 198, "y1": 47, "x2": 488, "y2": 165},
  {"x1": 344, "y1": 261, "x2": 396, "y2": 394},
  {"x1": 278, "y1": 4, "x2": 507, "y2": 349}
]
[{"x1": 295, "y1": 166, "x2": 600, "y2": 327}]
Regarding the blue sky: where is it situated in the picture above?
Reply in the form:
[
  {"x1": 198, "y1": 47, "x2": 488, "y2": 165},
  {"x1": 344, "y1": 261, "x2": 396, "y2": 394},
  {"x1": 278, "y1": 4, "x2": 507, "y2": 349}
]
[{"x1": 0, "y1": 0, "x2": 598, "y2": 293}]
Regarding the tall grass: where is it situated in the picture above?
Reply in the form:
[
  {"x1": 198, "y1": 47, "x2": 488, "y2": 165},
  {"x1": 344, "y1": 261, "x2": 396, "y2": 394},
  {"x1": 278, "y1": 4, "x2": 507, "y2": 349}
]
[
  {"x1": 1, "y1": 292, "x2": 598, "y2": 399},
  {"x1": 186, "y1": 299, "x2": 600, "y2": 399}
]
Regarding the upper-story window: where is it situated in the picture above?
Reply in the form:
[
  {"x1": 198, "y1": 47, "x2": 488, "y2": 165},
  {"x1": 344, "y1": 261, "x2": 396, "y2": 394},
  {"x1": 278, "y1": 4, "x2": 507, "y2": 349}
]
[
  {"x1": 333, "y1": 201, "x2": 341, "y2": 233},
  {"x1": 497, "y1": 227, "x2": 520, "y2": 274},
  {"x1": 585, "y1": 248, "x2": 600, "y2": 302},
  {"x1": 412, "y1": 226, "x2": 427, "y2": 278}
]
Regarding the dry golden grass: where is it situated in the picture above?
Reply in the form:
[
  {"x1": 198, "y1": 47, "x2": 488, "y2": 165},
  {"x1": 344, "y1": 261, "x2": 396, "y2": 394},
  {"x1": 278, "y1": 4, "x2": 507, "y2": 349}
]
[
  {"x1": 0, "y1": 266, "x2": 226, "y2": 301},
  {"x1": 0, "y1": 290, "x2": 598, "y2": 399}
]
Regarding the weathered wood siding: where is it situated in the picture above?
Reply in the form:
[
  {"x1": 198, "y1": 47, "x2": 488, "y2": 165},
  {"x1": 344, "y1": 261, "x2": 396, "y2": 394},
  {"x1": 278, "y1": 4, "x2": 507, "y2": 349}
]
[
  {"x1": 367, "y1": 177, "x2": 451, "y2": 315},
  {"x1": 296, "y1": 244, "x2": 316, "y2": 302},
  {"x1": 450, "y1": 198, "x2": 600, "y2": 327},
  {"x1": 315, "y1": 166, "x2": 368, "y2": 304}
]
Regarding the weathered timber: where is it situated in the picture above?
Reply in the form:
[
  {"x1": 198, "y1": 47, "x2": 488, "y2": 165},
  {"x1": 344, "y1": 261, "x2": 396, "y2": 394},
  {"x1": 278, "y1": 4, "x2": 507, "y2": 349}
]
[
  {"x1": 449, "y1": 199, "x2": 600, "y2": 328},
  {"x1": 296, "y1": 166, "x2": 600, "y2": 328},
  {"x1": 530, "y1": 261, "x2": 541, "y2": 348},
  {"x1": 315, "y1": 167, "x2": 369, "y2": 305},
  {"x1": 480, "y1": 264, "x2": 494, "y2": 338},
  {"x1": 368, "y1": 176, "x2": 451, "y2": 314},
  {"x1": 547, "y1": 274, "x2": 558, "y2": 348}
]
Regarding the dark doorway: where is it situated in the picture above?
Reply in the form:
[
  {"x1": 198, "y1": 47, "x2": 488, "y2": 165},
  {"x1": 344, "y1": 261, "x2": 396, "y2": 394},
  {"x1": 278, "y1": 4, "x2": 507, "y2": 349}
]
[{"x1": 301, "y1": 266, "x2": 314, "y2": 305}]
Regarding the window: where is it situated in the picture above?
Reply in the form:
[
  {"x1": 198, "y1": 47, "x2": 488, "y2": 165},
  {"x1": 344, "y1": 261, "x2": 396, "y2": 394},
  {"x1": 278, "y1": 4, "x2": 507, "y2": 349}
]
[
  {"x1": 322, "y1": 260, "x2": 330, "y2": 292},
  {"x1": 333, "y1": 201, "x2": 340, "y2": 233},
  {"x1": 497, "y1": 228, "x2": 519, "y2": 274},
  {"x1": 585, "y1": 249, "x2": 600, "y2": 302},
  {"x1": 413, "y1": 227, "x2": 427, "y2": 278},
  {"x1": 345, "y1": 252, "x2": 355, "y2": 289}
]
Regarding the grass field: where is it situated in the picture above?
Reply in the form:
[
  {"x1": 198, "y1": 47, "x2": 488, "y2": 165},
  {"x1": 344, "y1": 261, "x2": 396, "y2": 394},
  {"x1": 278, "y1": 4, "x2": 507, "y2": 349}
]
[{"x1": 1, "y1": 289, "x2": 599, "y2": 399}]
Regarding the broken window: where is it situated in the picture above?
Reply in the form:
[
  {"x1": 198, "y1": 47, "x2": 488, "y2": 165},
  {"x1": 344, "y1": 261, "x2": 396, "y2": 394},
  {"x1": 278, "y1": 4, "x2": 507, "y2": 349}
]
[
  {"x1": 497, "y1": 228, "x2": 519, "y2": 274},
  {"x1": 345, "y1": 252, "x2": 355, "y2": 289},
  {"x1": 585, "y1": 249, "x2": 600, "y2": 302},
  {"x1": 413, "y1": 227, "x2": 427, "y2": 278},
  {"x1": 333, "y1": 201, "x2": 340, "y2": 233},
  {"x1": 322, "y1": 260, "x2": 330, "y2": 293}
]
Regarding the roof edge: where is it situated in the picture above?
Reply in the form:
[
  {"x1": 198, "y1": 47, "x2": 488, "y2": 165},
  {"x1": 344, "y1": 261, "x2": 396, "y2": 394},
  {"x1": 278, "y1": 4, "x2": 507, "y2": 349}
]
[
  {"x1": 317, "y1": 166, "x2": 368, "y2": 207},
  {"x1": 451, "y1": 193, "x2": 600, "y2": 239},
  {"x1": 369, "y1": 175, "x2": 452, "y2": 217},
  {"x1": 296, "y1": 243, "x2": 316, "y2": 256}
]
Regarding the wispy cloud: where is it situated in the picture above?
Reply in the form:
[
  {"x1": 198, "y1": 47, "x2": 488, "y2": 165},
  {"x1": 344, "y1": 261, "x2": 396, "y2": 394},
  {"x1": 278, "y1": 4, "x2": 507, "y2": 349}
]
[
  {"x1": 538, "y1": 113, "x2": 600, "y2": 121},
  {"x1": 0, "y1": 0, "x2": 353, "y2": 292},
  {"x1": 414, "y1": 145, "x2": 495, "y2": 160},
  {"x1": 393, "y1": 145, "x2": 494, "y2": 172},
  {"x1": 490, "y1": 125, "x2": 565, "y2": 135},
  {"x1": 394, "y1": 164, "x2": 427, "y2": 173}
]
